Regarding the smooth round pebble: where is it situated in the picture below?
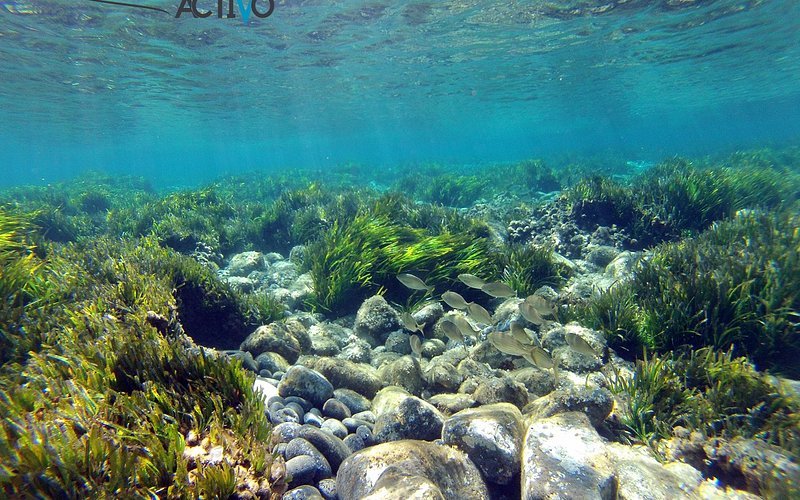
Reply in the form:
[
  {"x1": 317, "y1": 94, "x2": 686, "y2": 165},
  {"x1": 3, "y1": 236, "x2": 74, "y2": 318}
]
[
  {"x1": 286, "y1": 402, "x2": 306, "y2": 418},
  {"x1": 317, "y1": 478, "x2": 338, "y2": 500},
  {"x1": 333, "y1": 388, "x2": 372, "y2": 414},
  {"x1": 321, "y1": 419, "x2": 348, "y2": 439},
  {"x1": 267, "y1": 396, "x2": 285, "y2": 407},
  {"x1": 343, "y1": 433, "x2": 366, "y2": 453},
  {"x1": 285, "y1": 438, "x2": 332, "y2": 481},
  {"x1": 351, "y1": 410, "x2": 376, "y2": 424},
  {"x1": 274, "y1": 442, "x2": 287, "y2": 458},
  {"x1": 303, "y1": 412, "x2": 324, "y2": 428},
  {"x1": 341, "y1": 418, "x2": 373, "y2": 433},
  {"x1": 286, "y1": 455, "x2": 318, "y2": 487},
  {"x1": 285, "y1": 396, "x2": 314, "y2": 413},
  {"x1": 322, "y1": 398, "x2": 352, "y2": 420},
  {"x1": 259, "y1": 369, "x2": 272, "y2": 378},
  {"x1": 282, "y1": 485, "x2": 324, "y2": 500},
  {"x1": 273, "y1": 371, "x2": 286, "y2": 379},
  {"x1": 355, "y1": 425, "x2": 373, "y2": 446},
  {"x1": 272, "y1": 422, "x2": 302, "y2": 443},
  {"x1": 270, "y1": 407, "x2": 301, "y2": 424},
  {"x1": 309, "y1": 407, "x2": 323, "y2": 417},
  {"x1": 297, "y1": 425, "x2": 351, "y2": 472}
]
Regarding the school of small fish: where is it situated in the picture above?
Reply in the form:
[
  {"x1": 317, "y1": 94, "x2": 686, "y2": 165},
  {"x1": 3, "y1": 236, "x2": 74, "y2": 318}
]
[{"x1": 395, "y1": 272, "x2": 600, "y2": 383}]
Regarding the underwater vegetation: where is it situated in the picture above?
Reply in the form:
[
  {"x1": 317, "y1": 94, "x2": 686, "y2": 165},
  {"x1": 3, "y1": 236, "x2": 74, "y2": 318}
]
[
  {"x1": 499, "y1": 243, "x2": 571, "y2": 297},
  {"x1": 0, "y1": 209, "x2": 282, "y2": 498},
  {"x1": 608, "y1": 348, "x2": 800, "y2": 473},
  {"x1": 579, "y1": 209, "x2": 800, "y2": 377},
  {"x1": 567, "y1": 158, "x2": 800, "y2": 247},
  {"x1": 304, "y1": 195, "x2": 498, "y2": 313}
]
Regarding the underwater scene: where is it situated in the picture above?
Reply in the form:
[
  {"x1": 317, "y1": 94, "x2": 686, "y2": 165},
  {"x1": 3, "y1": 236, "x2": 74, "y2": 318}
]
[{"x1": 2, "y1": 0, "x2": 800, "y2": 498}]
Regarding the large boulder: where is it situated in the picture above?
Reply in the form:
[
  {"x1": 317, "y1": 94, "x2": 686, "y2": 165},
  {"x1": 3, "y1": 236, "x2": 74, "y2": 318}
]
[
  {"x1": 240, "y1": 319, "x2": 310, "y2": 363},
  {"x1": 523, "y1": 385, "x2": 613, "y2": 428},
  {"x1": 441, "y1": 403, "x2": 524, "y2": 485},
  {"x1": 336, "y1": 440, "x2": 489, "y2": 500},
  {"x1": 354, "y1": 295, "x2": 402, "y2": 346},
  {"x1": 522, "y1": 412, "x2": 617, "y2": 499},
  {"x1": 313, "y1": 357, "x2": 383, "y2": 399},
  {"x1": 227, "y1": 251, "x2": 265, "y2": 277},
  {"x1": 377, "y1": 355, "x2": 425, "y2": 396},
  {"x1": 278, "y1": 366, "x2": 334, "y2": 407},
  {"x1": 372, "y1": 386, "x2": 445, "y2": 443}
]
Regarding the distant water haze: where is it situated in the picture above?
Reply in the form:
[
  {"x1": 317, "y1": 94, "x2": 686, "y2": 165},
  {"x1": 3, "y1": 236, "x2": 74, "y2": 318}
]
[{"x1": 1, "y1": 0, "x2": 799, "y2": 187}]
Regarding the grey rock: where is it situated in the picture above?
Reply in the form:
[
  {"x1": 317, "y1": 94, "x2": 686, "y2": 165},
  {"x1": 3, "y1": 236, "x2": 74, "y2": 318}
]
[
  {"x1": 413, "y1": 302, "x2": 444, "y2": 332},
  {"x1": 303, "y1": 412, "x2": 324, "y2": 427},
  {"x1": 285, "y1": 438, "x2": 332, "y2": 482},
  {"x1": 240, "y1": 320, "x2": 310, "y2": 364},
  {"x1": 322, "y1": 398, "x2": 351, "y2": 420},
  {"x1": 423, "y1": 360, "x2": 463, "y2": 391},
  {"x1": 473, "y1": 375, "x2": 529, "y2": 408},
  {"x1": 272, "y1": 422, "x2": 302, "y2": 443},
  {"x1": 284, "y1": 396, "x2": 313, "y2": 413},
  {"x1": 308, "y1": 323, "x2": 349, "y2": 356},
  {"x1": 337, "y1": 337, "x2": 372, "y2": 364},
  {"x1": 354, "y1": 295, "x2": 402, "y2": 346},
  {"x1": 351, "y1": 410, "x2": 376, "y2": 423},
  {"x1": 271, "y1": 407, "x2": 301, "y2": 424},
  {"x1": 278, "y1": 366, "x2": 334, "y2": 407},
  {"x1": 442, "y1": 403, "x2": 524, "y2": 485},
  {"x1": 313, "y1": 358, "x2": 383, "y2": 399},
  {"x1": 333, "y1": 388, "x2": 372, "y2": 414},
  {"x1": 370, "y1": 350, "x2": 401, "y2": 369},
  {"x1": 227, "y1": 251, "x2": 264, "y2": 277},
  {"x1": 297, "y1": 425, "x2": 351, "y2": 473},
  {"x1": 343, "y1": 433, "x2": 366, "y2": 453},
  {"x1": 372, "y1": 388, "x2": 445, "y2": 443},
  {"x1": 377, "y1": 356, "x2": 424, "y2": 396},
  {"x1": 522, "y1": 412, "x2": 617, "y2": 500},
  {"x1": 421, "y1": 338, "x2": 447, "y2": 358},
  {"x1": 317, "y1": 478, "x2": 338, "y2": 500},
  {"x1": 511, "y1": 367, "x2": 556, "y2": 398},
  {"x1": 384, "y1": 331, "x2": 412, "y2": 355},
  {"x1": 286, "y1": 455, "x2": 319, "y2": 487},
  {"x1": 586, "y1": 245, "x2": 619, "y2": 267},
  {"x1": 222, "y1": 350, "x2": 258, "y2": 373},
  {"x1": 342, "y1": 418, "x2": 373, "y2": 433},
  {"x1": 355, "y1": 425, "x2": 373, "y2": 446},
  {"x1": 361, "y1": 467, "x2": 445, "y2": 500},
  {"x1": 321, "y1": 419, "x2": 348, "y2": 440},
  {"x1": 226, "y1": 275, "x2": 255, "y2": 293},
  {"x1": 427, "y1": 393, "x2": 477, "y2": 415},
  {"x1": 336, "y1": 440, "x2": 489, "y2": 500},
  {"x1": 524, "y1": 385, "x2": 613, "y2": 428},
  {"x1": 282, "y1": 484, "x2": 324, "y2": 500},
  {"x1": 256, "y1": 351, "x2": 291, "y2": 374}
]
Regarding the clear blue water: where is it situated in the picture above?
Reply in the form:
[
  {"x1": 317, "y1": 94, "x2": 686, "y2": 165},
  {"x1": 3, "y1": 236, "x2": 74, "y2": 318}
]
[{"x1": 1, "y1": 0, "x2": 799, "y2": 187}]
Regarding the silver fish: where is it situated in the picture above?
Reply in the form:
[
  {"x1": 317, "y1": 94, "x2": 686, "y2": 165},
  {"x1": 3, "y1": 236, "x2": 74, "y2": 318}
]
[
  {"x1": 565, "y1": 331, "x2": 598, "y2": 357},
  {"x1": 458, "y1": 273, "x2": 487, "y2": 289},
  {"x1": 410, "y1": 334, "x2": 422, "y2": 358},
  {"x1": 400, "y1": 312, "x2": 424, "y2": 333},
  {"x1": 452, "y1": 314, "x2": 480, "y2": 338},
  {"x1": 488, "y1": 332, "x2": 530, "y2": 356},
  {"x1": 467, "y1": 302, "x2": 493, "y2": 325},
  {"x1": 524, "y1": 295, "x2": 556, "y2": 317},
  {"x1": 525, "y1": 346, "x2": 554, "y2": 369},
  {"x1": 397, "y1": 273, "x2": 432, "y2": 292},
  {"x1": 440, "y1": 319, "x2": 464, "y2": 342},
  {"x1": 481, "y1": 281, "x2": 516, "y2": 298},
  {"x1": 519, "y1": 301, "x2": 546, "y2": 326},
  {"x1": 510, "y1": 322, "x2": 536, "y2": 346},
  {"x1": 441, "y1": 291, "x2": 469, "y2": 310}
]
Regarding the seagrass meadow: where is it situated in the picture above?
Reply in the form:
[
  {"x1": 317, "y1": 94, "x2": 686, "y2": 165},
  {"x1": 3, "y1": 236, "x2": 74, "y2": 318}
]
[{"x1": 1, "y1": 147, "x2": 799, "y2": 498}]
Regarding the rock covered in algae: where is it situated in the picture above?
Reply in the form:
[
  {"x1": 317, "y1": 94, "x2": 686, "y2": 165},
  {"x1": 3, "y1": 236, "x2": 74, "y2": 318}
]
[
  {"x1": 354, "y1": 295, "x2": 402, "y2": 346},
  {"x1": 336, "y1": 440, "x2": 489, "y2": 500}
]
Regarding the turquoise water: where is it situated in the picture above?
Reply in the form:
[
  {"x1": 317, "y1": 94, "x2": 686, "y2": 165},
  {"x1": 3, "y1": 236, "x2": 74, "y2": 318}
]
[{"x1": 1, "y1": 0, "x2": 799, "y2": 187}]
